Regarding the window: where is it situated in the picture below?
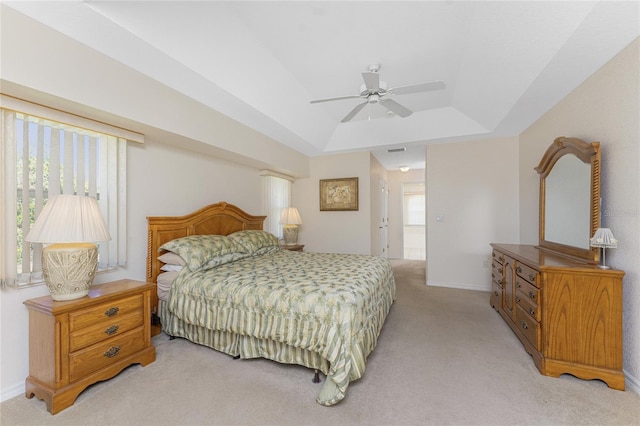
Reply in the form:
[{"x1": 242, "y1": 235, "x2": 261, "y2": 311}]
[
  {"x1": 404, "y1": 193, "x2": 426, "y2": 226},
  {"x1": 261, "y1": 171, "x2": 292, "y2": 239},
  {"x1": 1, "y1": 97, "x2": 143, "y2": 287}
]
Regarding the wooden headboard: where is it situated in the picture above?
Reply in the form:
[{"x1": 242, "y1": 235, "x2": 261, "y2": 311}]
[{"x1": 146, "y1": 201, "x2": 266, "y2": 284}]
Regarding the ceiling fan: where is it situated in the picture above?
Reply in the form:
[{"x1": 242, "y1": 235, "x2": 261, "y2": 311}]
[{"x1": 310, "y1": 64, "x2": 446, "y2": 123}]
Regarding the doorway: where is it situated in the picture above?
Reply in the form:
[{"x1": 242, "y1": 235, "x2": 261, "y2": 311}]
[{"x1": 402, "y1": 182, "x2": 426, "y2": 260}]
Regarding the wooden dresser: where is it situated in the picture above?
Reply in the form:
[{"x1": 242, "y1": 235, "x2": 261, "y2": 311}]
[
  {"x1": 490, "y1": 244, "x2": 625, "y2": 390},
  {"x1": 24, "y1": 279, "x2": 156, "y2": 414}
]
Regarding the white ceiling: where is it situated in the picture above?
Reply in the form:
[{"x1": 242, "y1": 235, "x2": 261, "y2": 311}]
[{"x1": 5, "y1": 1, "x2": 639, "y2": 171}]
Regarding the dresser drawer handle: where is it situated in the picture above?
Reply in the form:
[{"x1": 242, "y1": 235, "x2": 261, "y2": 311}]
[
  {"x1": 105, "y1": 325, "x2": 120, "y2": 336},
  {"x1": 494, "y1": 290, "x2": 499, "y2": 297},
  {"x1": 104, "y1": 346, "x2": 121, "y2": 358},
  {"x1": 529, "y1": 291, "x2": 536, "y2": 299},
  {"x1": 104, "y1": 307, "x2": 120, "y2": 317},
  {"x1": 528, "y1": 307, "x2": 535, "y2": 316},
  {"x1": 529, "y1": 274, "x2": 536, "y2": 282},
  {"x1": 515, "y1": 296, "x2": 521, "y2": 303},
  {"x1": 521, "y1": 320, "x2": 528, "y2": 330},
  {"x1": 516, "y1": 266, "x2": 522, "y2": 274},
  {"x1": 516, "y1": 282, "x2": 521, "y2": 288}
]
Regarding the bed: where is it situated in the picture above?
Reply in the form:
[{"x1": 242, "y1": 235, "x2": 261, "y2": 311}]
[{"x1": 146, "y1": 202, "x2": 396, "y2": 406}]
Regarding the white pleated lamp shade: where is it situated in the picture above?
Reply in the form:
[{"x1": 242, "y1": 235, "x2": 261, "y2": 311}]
[
  {"x1": 25, "y1": 195, "x2": 111, "y2": 243},
  {"x1": 589, "y1": 228, "x2": 618, "y2": 249},
  {"x1": 280, "y1": 207, "x2": 302, "y2": 225}
]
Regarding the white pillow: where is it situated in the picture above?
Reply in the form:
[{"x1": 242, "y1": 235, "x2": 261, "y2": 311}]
[{"x1": 160, "y1": 264, "x2": 183, "y2": 272}]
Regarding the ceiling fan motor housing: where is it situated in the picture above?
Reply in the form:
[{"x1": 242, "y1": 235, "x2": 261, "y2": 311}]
[{"x1": 360, "y1": 81, "x2": 387, "y2": 98}]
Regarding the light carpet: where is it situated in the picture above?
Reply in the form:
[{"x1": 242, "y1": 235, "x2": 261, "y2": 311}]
[{"x1": 2, "y1": 259, "x2": 639, "y2": 425}]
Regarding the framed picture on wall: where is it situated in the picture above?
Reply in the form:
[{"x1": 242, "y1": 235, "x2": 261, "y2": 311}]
[{"x1": 319, "y1": 177, "x2": 359, "y2": 211}]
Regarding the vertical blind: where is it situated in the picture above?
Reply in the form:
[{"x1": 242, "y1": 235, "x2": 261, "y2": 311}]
[
  {"x1": 1, "y1": 105, "x2": 133, "y2": 287},
  {"x1": 262, "y1": 172, "x2": 292, "y2": 239}
]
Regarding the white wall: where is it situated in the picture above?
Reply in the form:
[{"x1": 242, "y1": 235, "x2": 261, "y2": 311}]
[
  {"x1": 293, "y1": 152, "x2": 372, "y2": 255},
  {"x1": 426, "y1": 137, "x2": 520, "y2": 291},
  {"x1": 387, "y1": 169, "x2": 426, "y2": 259},
  {"x1": 519, "y1": 37, "x2": 640, "y2": 392},
  {"x1": 0, "y1": 5, "x2": 309, "y2": 179}
]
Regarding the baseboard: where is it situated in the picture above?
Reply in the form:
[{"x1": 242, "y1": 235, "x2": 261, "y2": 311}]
[
  {"x1": 427, "y1": 280, "x2": 490, "y2": 292},
  {"x1": 624, "y1": 369, "x2": 640, "y2": 395},
  {"x1": 1, "y1": 381, "x2": 24, "y2": 403}
]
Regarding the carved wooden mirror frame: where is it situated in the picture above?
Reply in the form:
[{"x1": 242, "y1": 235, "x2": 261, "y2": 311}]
[{"x1": 534, "y1": 136, "x2": 601, "y2": 262}]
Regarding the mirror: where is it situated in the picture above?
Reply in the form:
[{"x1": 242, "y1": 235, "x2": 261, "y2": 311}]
[{"x1": 535, "y1": 137, "x2": 600, "y2": 262}]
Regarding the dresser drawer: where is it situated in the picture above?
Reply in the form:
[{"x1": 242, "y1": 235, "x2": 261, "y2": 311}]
[
  {"x1": 515, "y1": 276, "x2": 539, "y2": 305},
  {"x1": 515, "y1": 262, "x2": 538, "y2": 286},
  {"x1": 516, "y1": 305, "x2": 541, "y2": 350},
  {"x1": 70, "y1": 312, "x2": 144, "y2": 352},
  {"x1": 69, "y1": 294, "x2": 144, "y2": 331},
  {"x1": 516, "y1": 291, "x2": 540, "y2": 322},
  {"x1": 492, "y1": 250, "x2": 505, "y2": 265},
  {"x1": 69, "y1": 327, "x2": 146, "y2": 382},
  {"x1": 491, "y1": 260, "x2": 504, "y2": 286},
  {"x1": 491, "y1": 281, "x2": 503, "y2": 308}
]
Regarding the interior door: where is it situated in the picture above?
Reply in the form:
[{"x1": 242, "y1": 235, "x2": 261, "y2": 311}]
[{"x1": 378, "y1": 178, "x2": 389, "y2": 257}]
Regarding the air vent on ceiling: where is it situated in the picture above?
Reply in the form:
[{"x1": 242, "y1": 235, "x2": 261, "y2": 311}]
[{"x1": 387, "y1": 147, "x2": 406, "y2": 153}]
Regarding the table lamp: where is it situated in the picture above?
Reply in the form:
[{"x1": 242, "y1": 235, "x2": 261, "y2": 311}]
[
  {"x1": 589, "y1": 227, "x2": 617, "y2": 270},
  {"x1": 280, "y1": 207, "x2": 302, "y2": 245},
  {"x1": 25, "y1": 194, "x2": 111, "y2": 300}
]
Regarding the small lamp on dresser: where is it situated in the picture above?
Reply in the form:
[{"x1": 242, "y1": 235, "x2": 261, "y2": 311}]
[
  {"x1": 280, "y1": 207, "x2": 302, "y2": 245},
  {"x1": 590, "y1": 227, "x2": 618, "y2": 269},
  {"x1": 25, "y1": 194, "x2": 111, "y2": 301}
]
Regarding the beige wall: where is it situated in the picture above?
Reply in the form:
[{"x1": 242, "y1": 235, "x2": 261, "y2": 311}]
[
  {"x1": 426, "y1": 137, "x2": 520, "y2": 291},
  {"x1": 519, "y1": 37, "x2": 640, "y2": 390},
  {"x1": 293, "y1": 152, "x2": 372, "y2": 255}
]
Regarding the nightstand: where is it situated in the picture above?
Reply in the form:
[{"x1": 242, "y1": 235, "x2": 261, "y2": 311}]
[
  {"x1": 280, "y1": 244, "x2": 304, "y2": 252},
  {"x1": 24, "y1": 279, "x2": 156, "y2": 414}
]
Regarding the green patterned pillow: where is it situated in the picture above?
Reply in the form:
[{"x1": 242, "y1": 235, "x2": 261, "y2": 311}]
[
  {"x1": 159, "y1": 235, "x2": 249, "y2": 272},
  {"x1": 228, "y1": 230, "x2": 280, "y2": 256}
]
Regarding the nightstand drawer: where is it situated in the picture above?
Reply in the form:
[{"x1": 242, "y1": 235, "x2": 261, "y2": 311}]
[
  {"x1": 70, "y1": 312, "x2": 144, "y2": 352},
  {"x1": 69, "y1": 328, "x2": 145, "y2": 382},
  {"x1": 69, "y1": 294, "x2": 144, "y2": 331}
]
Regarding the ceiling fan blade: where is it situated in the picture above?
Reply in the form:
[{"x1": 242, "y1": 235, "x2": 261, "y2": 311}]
[
  {"x1": 310, "y1": 94, "x2": 363, "y2": 104},
  {"x1": 341, "y1": 101, "x2": 368, "y2": 122},
  {"x1": 388, "y1": 80, "x2": 446, "y2": 96},
  {"x1": 380, "y1": 98, "x2": 413, "y2": 118},
  {"x1": 362, "y1": 71, "x2": 380, "y2": 92}
]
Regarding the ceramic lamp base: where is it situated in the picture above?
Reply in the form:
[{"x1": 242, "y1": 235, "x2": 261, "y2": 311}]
[
  {"x1": 283, "y1": 225, "x2": 299, "y2": 245},
  {"x1": 42, "y1": 243, "x2": 99, "y2": 301}
]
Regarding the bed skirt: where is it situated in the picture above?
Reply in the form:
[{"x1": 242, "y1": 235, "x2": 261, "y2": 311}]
[{"x1": 158, "y1": 278, "x2": 395, "y2": 406}]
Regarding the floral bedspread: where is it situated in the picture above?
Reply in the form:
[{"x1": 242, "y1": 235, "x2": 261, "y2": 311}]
[{"x1": 166, "y1": 250, "x2": 396, "y2": 405}]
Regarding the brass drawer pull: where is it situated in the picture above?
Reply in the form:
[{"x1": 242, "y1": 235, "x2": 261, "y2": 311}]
[
  {"x1": 529, "y1": 291, "x2": 536, "y2": 299},
  {"x1": 104, "y1": 307, "x2": 120, "y2": 317},
  {"x1": 516, "y1": 266, "x2": 522, "y2": 274},
  {"x1": 521, "y1": 320, "x2": 528, "y2": 330},
  {"x1": 104, "y1": 346, "x2": 121, "y2": 358},
  {"x1": 105, "y1": 325, "x2": 120, "y2": 336},
  {"x1": 515, "y1": 296, "x2": 521, "y2": 303},
  {"x1": 528, "y1": 307, "x2": 535, "y2": 316},
  {"x1": 529, "y1": 274, "x2": 536, "y2": 282}
]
